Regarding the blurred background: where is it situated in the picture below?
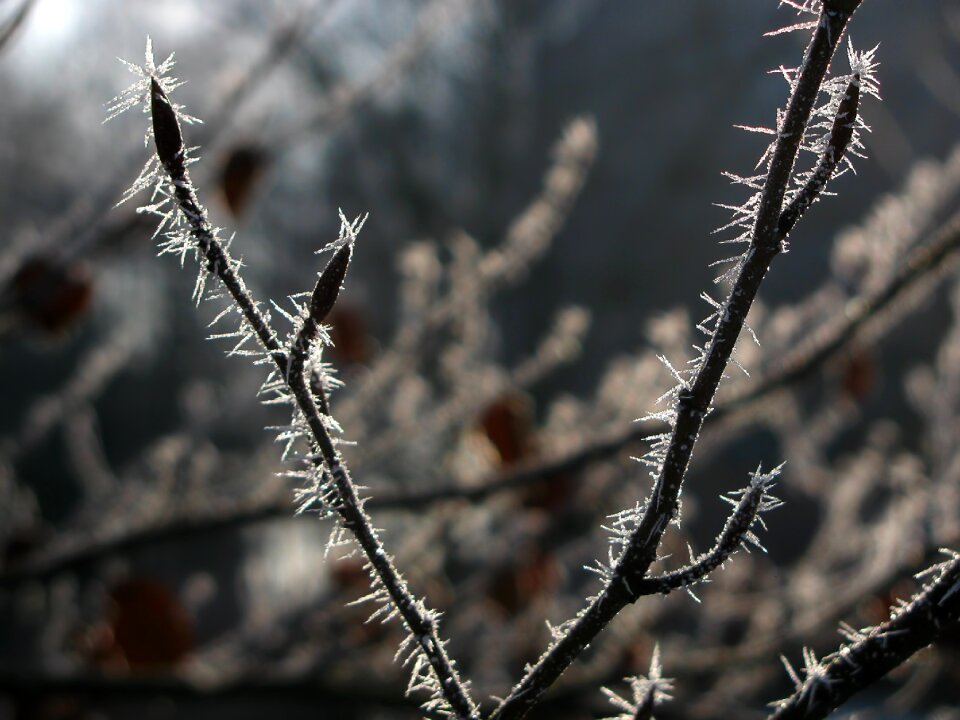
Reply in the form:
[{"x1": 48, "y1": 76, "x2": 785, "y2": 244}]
[{"x1": 0, "y1": 0, "x2": 959, "y2": 718}]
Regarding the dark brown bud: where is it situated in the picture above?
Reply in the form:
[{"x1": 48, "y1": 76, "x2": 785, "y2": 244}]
[
  {"x1": 150, "y1": 77, "x2": 185, "y2": 173},
  {"x1": 309, "y1": 242, "x2": 353, "y2": 324},
  {"x1": 827, "y1": 75, "x2": 860, "y2": 166}
]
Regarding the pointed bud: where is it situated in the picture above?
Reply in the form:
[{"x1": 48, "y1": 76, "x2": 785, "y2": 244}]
[
  {"x1": 150, "y1": 77, "x2": 185, "y2": 173},
  {"x1": 827, "y1": 74, "x2": 860, "y2": 166},
  {"x1": 310, "y1": 242, "x2": 353, "y2": 324}
]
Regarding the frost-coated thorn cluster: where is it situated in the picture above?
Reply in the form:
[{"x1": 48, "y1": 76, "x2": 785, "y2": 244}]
[
  {"x1": 104, "y1": 37, "x2": 199, "y2": 134},
  {"x1": 600, "y1": 645, "x2": 674, "y2": 720},
  {"x1": 779, "y1": 648, "x2": 836, "y2": 713},
  {"x1": 717, "y1": 36, "x2": 877, "y2": 265}
]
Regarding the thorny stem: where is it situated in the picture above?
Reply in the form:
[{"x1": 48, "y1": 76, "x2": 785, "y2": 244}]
[
  {"x1": 148, "y1": 78, "x2": 479, "y2": 720},
  {"x1": 767, "y1": 554, "x2": 960, "y2": 720},
  {"x1": 489, "y1": 5, "x2": 862, "y2": 718},
  {"x1": 148, "y1": 80, "x2": 287, "y2": 366}
]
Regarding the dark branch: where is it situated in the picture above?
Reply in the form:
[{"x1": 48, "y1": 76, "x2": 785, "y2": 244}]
[
  {"x1": 144, "y1": 78, "x2": 479, "y2": 720},
  {"x1": 778, "y1": 74, "x2": 860, "y2": 239},
  {"x1": 628, "y1": 469, "x2": 782, "y2": 598},
  {"x1": 489, "y1": 6, "x2": 862, "y2": 718},
  {"x1": 767, "y1": 553, "x2": 960, "y2": 720}
]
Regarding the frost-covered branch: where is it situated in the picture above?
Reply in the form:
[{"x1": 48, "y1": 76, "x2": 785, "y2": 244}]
[
  {"x1": 108, "y1": 46, "x2": 479, "y2": 720},
  {"x1": 490, "y1": 5, "x2": 865, "y2": 718},
  {"x1": 768, "y1": 552, "x2": 960, "y2": 720},
  {"x1": 622, "y1": 466, "x2": 783, "y2": 598},
  {"x1": 776, "y1": 47, "x2": 870, "y2": 239}
]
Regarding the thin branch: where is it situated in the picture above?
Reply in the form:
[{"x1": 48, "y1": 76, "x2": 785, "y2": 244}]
[
  {"x1": 489, "y1": 6, "x2": 862, "y2": 718},
  {"x1": 0, "y1": 0, "x2": 33, "y2": 55},
  {"x1": 778, "y1": 71, "x2": 860, "y2": 238},
  {"x1": 145, "y1": 77, "x2": 479, "y2": 719},
  {"x1": 767, "y1": 552, "x2": 960, "y2": 720},
  {"x1": 627, "y1": 468, "x2": 783, "y2": 598}
]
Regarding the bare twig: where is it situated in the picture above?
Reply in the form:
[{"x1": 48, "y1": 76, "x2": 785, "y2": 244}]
[{"x1": 0, "y1": 0, "x2": 32, "y2": 55}]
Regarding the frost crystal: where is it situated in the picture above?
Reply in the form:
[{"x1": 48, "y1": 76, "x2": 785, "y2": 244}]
[
  {"x1": 601, "y1": 645, "x2": 674, "y2": 719},
  {"x1": 105, "y1": 37, "x2": 200, "y2": 143}
]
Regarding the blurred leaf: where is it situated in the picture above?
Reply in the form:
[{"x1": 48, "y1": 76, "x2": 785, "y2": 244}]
[
  {"x1": 103, "y1": 577, "x2": 194, "y2": 671},
  {"x1": 327, "y1": 305, "x2": 373, "y2": 366},
  {"x1": 218, "y1": 144, "x2": 269, "y2": 218},
  {"x1": 4, "y1": 255, "x2": 93, "y2": 336}
]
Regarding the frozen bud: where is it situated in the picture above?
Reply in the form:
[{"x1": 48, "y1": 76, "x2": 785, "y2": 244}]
[
  {"x1": 150, "y1": 78, "x2": 185, "y2": 173},
  {"x1": 310, "y1": 242, "x2": 353, "y2": 324}
]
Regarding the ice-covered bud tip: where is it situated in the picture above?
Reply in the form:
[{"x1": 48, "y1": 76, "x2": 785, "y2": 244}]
[
  {"x1": 310, "y1": 242, "x2": 353, "y2": 324},
  {"x1": 150, "y1": 77, "x2": 185, "y2": 172}
]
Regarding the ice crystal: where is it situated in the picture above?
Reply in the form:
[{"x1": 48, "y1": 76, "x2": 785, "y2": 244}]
[
  {"x1": 778, "y1": 647, "x2": 838, "y2": 711},
  {"x1": 601, "y1": 645, "x2": 674, "y2": 719},
  {"x1": 105, "y1": 37, "x2": 198, "y2": 128}
]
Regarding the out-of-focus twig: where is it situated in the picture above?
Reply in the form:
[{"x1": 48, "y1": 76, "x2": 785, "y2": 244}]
[{"x1": 0, "y1": 0, "x2": 32, "y2": 55}]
